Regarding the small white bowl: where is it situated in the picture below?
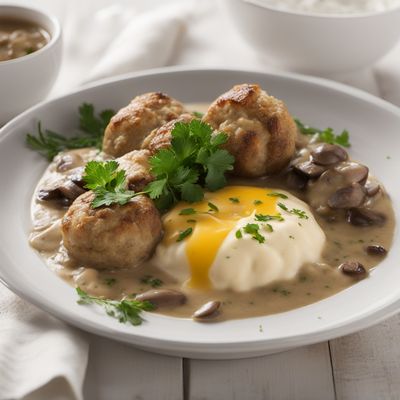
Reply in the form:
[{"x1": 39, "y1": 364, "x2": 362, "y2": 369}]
[
  {"x1": 220, "y1": 0, "x2": 400, "y2": 74},
  {"x1": 0, "y1": 5, "x2": 62, "y2": 125}
]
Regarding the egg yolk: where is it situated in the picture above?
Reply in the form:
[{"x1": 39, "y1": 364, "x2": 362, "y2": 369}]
[{"x1": 162, "y1": 186, "x2": 279, "y2": 289}]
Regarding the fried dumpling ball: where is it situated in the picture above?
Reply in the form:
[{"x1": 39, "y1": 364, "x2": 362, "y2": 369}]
[
  {"x1": 61, "y1": 192, "x2": 162, "y2": 270},
  {"x1": 203, "y1": 84, "x2": 297, "y2": 177},
  {"x1": 141, "y1": 113, "x2": 194, "y2": 154},
  {"x1": 103, "y1": 92, "x2": 187, "y2": 157}
]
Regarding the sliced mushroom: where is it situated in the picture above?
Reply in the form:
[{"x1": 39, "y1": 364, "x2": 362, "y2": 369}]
[
  {"x1": 366, "y1": 245, "x2": 387, "y2": 256},
  {"x1": 333, "y1": 162, "x2": 369, "y2": 185},
  {"x1": 193, "y1": 301, "x2": 221, "y2": 320},
  {"x1": 347, "y1": 208, "x2": 386, "y2": 227},
  {"x1": 69, "y1": 167, "x2": 86, "y2": 189},
  {"x1": 339, "y1": 261, "x2": 368, "y2": 278},
  {"x1": 37, "y1": 187, "x2": 62, "y2": 201},
  {"x1": 286, "y1": 170, "x2": 308, "y2": 190},
  {"x1": 56, "y1": 153, "x2": 84, "y2": 172},
  {"x1": 311, "y1": 143, "x2": 348, "y2": 166},
  {"x1": 37, "y1": 181, "x2": 85, "y2": 203},
  {"x1": 365, "y1": 181, "x2": 380, "y2": 197},
  {"x1": 58, "y1": 181, "x2": 86, "y2": 200},
  {"x1": 135, "y1": 289, "x2": 186, "y2": 307},
  {"x1": 327, "y1": 183, "x2": 366, "y2": 209},
  {"x1": 293, "y1": 161, "x2": 327, "y2": 179}
]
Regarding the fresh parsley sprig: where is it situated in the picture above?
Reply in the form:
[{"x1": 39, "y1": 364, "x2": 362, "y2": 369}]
[
  {"x1": 236, "y1": 223, "x2": 265, "y2": 244},
  {"x1": 26, "y1": 103, "x2": 114, "y2": 161},
  {"x1": 83, "y1": 160, "x2": 137, "y2": 208},
  {"x1": 294, "y1": 118, "x2": 350, "y2": 148},
  {"x1": 76, "y1": 287, "x2": 154, "y2": 326},
  {"x1": 145, "y1": 120, "x2": 234, "y2": 211},
  {"x1": 277, "y1": 202, "x2": 309, "y2": 219}
]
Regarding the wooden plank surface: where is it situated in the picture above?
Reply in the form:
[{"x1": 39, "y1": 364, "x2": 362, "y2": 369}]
[
  {"x1": 83, "y1": 335, "x2": 183, "y2": 400},
  {"x1": 186, "y1": 343, "x2": 335, "y2": 400},
  {"x1": 330, "y1": 314, "x2": 400, "y2": 400}
]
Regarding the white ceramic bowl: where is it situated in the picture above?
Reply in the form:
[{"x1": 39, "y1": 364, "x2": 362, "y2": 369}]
[
  {"x1": 0, "y1": 5, "x2": 62, "y2": 125},
  {"x1": 0, "y1": 67, "x2": 399, "y2": 359},
  {"x1": 220, "y1": 0, "x2": 400, "y2": 74}
]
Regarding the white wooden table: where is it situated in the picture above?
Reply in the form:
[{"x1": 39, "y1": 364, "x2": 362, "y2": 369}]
[
  {"x1": 5, "y1": 1, "x2": 400, "y2": 399},
  {"x1": 80, "y1": 314, "x2": 400, "y2": 399}
]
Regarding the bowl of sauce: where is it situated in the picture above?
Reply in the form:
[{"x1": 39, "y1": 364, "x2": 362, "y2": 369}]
[{"x1": 0, "y1": 5, "x2": 61, "y2": 125}]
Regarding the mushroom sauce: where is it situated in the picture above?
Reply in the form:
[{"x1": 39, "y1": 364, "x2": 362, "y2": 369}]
[
  {"x1": 29, "y1": 104, "x2": 395, "y2": 322},
  {"x1": 0, "y1": 17, "x2": 49, "y2": 62}
]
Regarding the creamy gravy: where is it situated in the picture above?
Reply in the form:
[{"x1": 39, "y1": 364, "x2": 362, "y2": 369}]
[
  {"x1": 0, "y1": 17, "x2": 49, "y2": 62},
  {"x1": 29, "y1": 104, "x2": 395, "y2": 321}
]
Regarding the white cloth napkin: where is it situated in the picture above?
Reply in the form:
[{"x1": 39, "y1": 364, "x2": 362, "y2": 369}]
[
  {"x1": 54, "y1": 0, "x2": 191, "y2": 94},
  {"x1": 0, "y1": 285, "x2": 88, "y2": 400}
]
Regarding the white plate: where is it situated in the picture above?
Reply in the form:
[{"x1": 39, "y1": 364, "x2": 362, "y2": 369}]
[{"x1": 0, "y1": 67, "x2": 399, "y2": 359}]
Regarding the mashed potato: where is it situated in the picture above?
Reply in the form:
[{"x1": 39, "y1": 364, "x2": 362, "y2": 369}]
[{"x1": 151, "y1": 186, "x2": 326, "y2": 292}]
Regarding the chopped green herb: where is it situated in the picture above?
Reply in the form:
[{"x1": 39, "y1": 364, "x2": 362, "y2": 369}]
[
  {"x1": 192, "y1": 111, "x2": 204, "y2": 118},
  {"x1": 277, "y1": 202, "x2": 288, "y2": 211},
  {"x1": 141, "y1": 275, "x2": 163, "y2": 288},
  {"x1": 179, "y1": 208, "x2": 197, "y2": 215},
  {"x1": 187, "y1": 219, "x2": 197, "y2": 223},
  {"x1": 25, "y1": 47, "x2": 34, "y2": 54},
  {"x1": 208, "y1": 202, "x2": 219, "y2": 212},
  {"x1": 277, "y1": 203, "x2": 308, "y2": 220},
  {"x1": 145, "y1": 120, "x2": 234, "y2": 211},
  {"x1": 76, "y1": 287, "x2": 154, "y2": 326},
  {"x1": 253, "y1": 200, "x2": 263, "y2": 205},
  {"x1": 267, "y1": 192, "x2": 288, "y2": 199},
  {"x1": 83, "y1": 160, "x2": 137, "y2": 208},
  {"x1": 104, "y1": 278, "x2": 117, "y2": 287},
  {"x1": 264, "y1": 223, "x2": 273, "y2": 232},
  {"x1": 289, "y1": 235, "x2": 295, "y2": 239},
  {"x1": 291, "y1": 208, "x2": 309, "y2": 220},
  {"x1": 255, "y1": 213, "x2": 284, "y2": 222},
  {"x1": 177, "y1": 227, "x2": 193, "y2": 242},
  {"x1": 26, "y1": 103, "x2": 114, "y2": 160},
  {"x1": 294, "y1": 118, "x2": 351, "y2": 148},
  {"x1": 243, "y1": 223, "x2": 265, "y2": 244},
  {"x1": 235, "y1": 229, "x2": 243, "y2": 239},
  {"x1": 229, "y1": 197, "x2": 240, "y2": 203}
]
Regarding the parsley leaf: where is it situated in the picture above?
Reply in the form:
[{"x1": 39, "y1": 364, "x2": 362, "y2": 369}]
[
  {"x1": 255, "y1": 213, "x2": 284, "y2": 222},
  {"x1": 208, "y1": 202, "x2": 219, "y2": 212},
  {"x1": 235, "y1": 229, "x2": 243, "y2": 239},
  {"x1": 76, "y1": 287, "x2": 154, "y2": 326},
  {"x1": 229, "y1": 197, "x2": 240, "y2": 203},
  {"x1": 267, "y1": 192, "x2": 288, "y2": 199},
  {"x1": 177, "y1": 227, "x2": 193, "y2": 242},
  {"x1": 243, "y1": 223, "x2": 265, "y2": 244},
  {"x1": 145, "y1": 120, "x2": 234, "y2": 211},
  {"x1": 277, "y1": 203, "x2": 309, "y2": 219},
  {"x1": 26, "y1": 103, "x2": 114, "y2": 160},
  {"x1": 83, "y1": 160, "x2": 137, "y2": 208},
  {"x1": 294, "y1": 118, "x2": 350, "y2": 148},
  {"x1": 179, "y1": 208, "x2": 197, "y2": 215},
  {"x1": 141, "y1": 275, "x2": 163, "y2": 288},
  {"x1": 192, "y1": 111, "x2": 204, "y2": 118}
]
